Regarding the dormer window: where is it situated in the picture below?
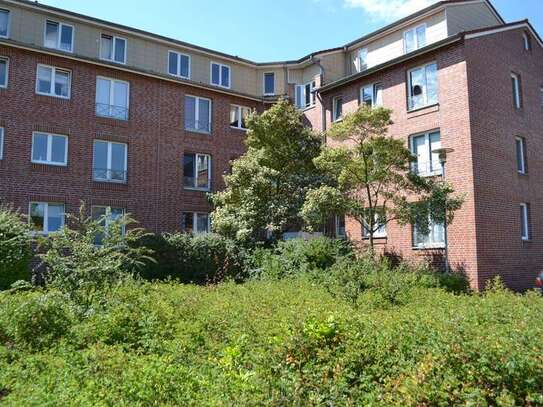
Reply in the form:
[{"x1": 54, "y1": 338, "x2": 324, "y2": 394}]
[
  {"x1": 404, "y1": 24, "x2": 426, "y2": 54},
  {"x1": 354, "y1": 48, "x2": 368, "y2": 73},
  {"x1": 0, "y1": 9, "x2": 10, "y2": 38},
  {"x1": 44, "y1": 20, "x2": 74, "y2": 52},
  {"x1": 523, "y1": 32, "x2": 532, "y2": 51},
  {"x1": 100, "y1": 34, "x2": 127, "y2": 64}
]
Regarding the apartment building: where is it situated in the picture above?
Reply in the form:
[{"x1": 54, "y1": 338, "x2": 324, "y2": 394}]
[{"x1": 0, "y1": 0, "x2": 541, "y2": 290}]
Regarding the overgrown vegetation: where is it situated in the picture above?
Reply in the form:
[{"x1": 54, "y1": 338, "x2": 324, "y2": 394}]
[{"x1": 0, "y1": 206, "x2": 31, "y2": 290}]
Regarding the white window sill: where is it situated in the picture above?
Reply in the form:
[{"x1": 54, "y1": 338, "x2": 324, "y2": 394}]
[
  {"x1": 36, "y1": 92, "x2": 70, "y2": 100},
  {"x1": 93, "y1": 178, "x2": 127, "y2": 185},
  {"x1": 413, "y1": 243, "x2": 445, "y2": 250},
  {"x1": 169, "y1": 73, "x2": 190, "y2": 80},
  {"x1": 100, "y1": 57, "x2": 126, "y2": 65},
  {"x1": 31, "y1": 160, "x2": 67, "y2": 167},
  {"x1": 44, "y1": 46, "x2": 74, "y2": 54},
  {"x1": 96, "y1": 113, "x2": 129, "y2": 121},
  {"x1": 211, "y1": 83, "x2": 231, "y2": 89},
  {"x1": 184, "y1": 187, "x2": 211, "y2": 192},
  {"x1": 230, "y1": 126, "x2": 248, "y2": 132},
  {"x1": 185, "y1": 128, "x2": 211, "y2": 135},
  {"x1": 407, "y1": 103, "x2": 439, "y2": 114}
]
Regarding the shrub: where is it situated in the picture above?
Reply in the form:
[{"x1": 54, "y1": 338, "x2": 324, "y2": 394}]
[
  {"x1": 250, "y1": 237, "x2": 353, "y2": 279},
  {"x1": 0, "y1": 205, "x2": 31, "y2": 290},
  {"x1": 38, "y1": 205, "x2": 152, "y2": 305},
  {"x1": 0, "y1": 290, "x2": 74, "y2": 351},
  {"x1": 135, "y1": 233, "x2": 248, "y2": 284}
]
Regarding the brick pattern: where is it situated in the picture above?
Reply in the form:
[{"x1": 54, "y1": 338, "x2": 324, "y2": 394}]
[{"x1": 0, "y1": 45, "x2": 260, "y2": 234}]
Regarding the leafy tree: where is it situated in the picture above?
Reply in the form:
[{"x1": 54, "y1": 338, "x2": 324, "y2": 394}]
[
  {"x1": 0, "y1": 205, "x2": 32, "y2": 289},
  {"x1": 302, "y1": 105, "x2": 464, "y2": 250},
  {"x1": 37, "y1": 204, "x2": 153, "y2": 305},
  {"x1": 211, "y1": 99, "x2": 326, "y2": 243}
]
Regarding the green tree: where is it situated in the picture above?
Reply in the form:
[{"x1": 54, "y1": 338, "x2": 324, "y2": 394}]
[
  {"x1": 302, "y1": 105, "x2": 463, "y2": 251},
  {"x1": 211, "y1": 99, "x2": 326, "y2": 243},
  {"x1": 0, "y1": 205, "x2": 32, "y2": 289}
]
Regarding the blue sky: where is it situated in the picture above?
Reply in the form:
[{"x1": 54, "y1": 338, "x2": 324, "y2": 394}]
[{"x1": 37, "y1": 0, "x2": 542, "y2": 62}]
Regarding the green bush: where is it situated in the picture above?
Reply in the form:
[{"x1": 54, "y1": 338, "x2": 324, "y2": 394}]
[
  {"x1": 0, "y1": 206, "x2": 31, "y2": 290},
  {"x1": 135, "y1": 233, "x2": 248, "y2": 284},
  {"x1": 250, "y1": 237, "x2": 353, "y2": 279}
]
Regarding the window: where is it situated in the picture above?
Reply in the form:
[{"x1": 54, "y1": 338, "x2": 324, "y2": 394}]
[
  {"x1": 520, "y1": 203, "x2": 531, "y2": 241},
  {"x1": 36, "y1": 64, "x2": 71, "y2": 99},
  {"x1": 168, "y1": 51, "x2": 190, "y2": 79},
  {"x1": 44, "y1": 20, "x2": 73, "y2": 52},
  {"x1": 523, "y1": 32, "x2": 532, "y2": 51},
  {"x1": 264, "y1": 72, "x2": 275, "y2": 95},
  {"x1": 335, "y1": 215, "x2": 346, "y2": 238},
  {"x1": 182, "y1": 212, "x2": 210, "y2": 234},
  {"x1": 0, "y1": 127, "x2": 4, "y2": 160},
  {"x1": 0, "y1": 57, "x2": 7, "y2": 88},
  {"x1": 511, "y1": 73, "x2": 522, "y2": 109},
  {"x1": 408, "y1": 62, "x2": 438, "y2": 110},
  {"x1": 93, "y1": 140, "x2": 127, "y2": 183},
  {"x1": 361, "y1": 83, "x2": 383, "y2": 108},
  {"x1": 100, "y1": 34, "x2": 126, "y2": 64},
  {"x1": 230, "y1": 105, "x2": 251, "y2": 130},
  {"x1": 332, "y1": 96, "x2": 343, "y2": 122},
  {"x1": 516, "y1": 137, "x2": 527, "y2": 174},
  {"x1": 210, "y1": 62, "x2": 230, "y2": 88},
  {"x1": 0, "y1": 9, "x2": 9, "y2": 38},
  {"x1": 183, "y1": 153, "x2": 211, "y2": 190},
  {"x1": 413, "y1": 218, "x2": 445, "y2": 248},
  {"x1": 295, "y1": 81, "x2": 316, "y2": 109},
  {"x1": 96, "y1": 77, "x2": 129, "y2": 120},
  {"x1": 185, "y1": 95, "x2": 211, "y2": 133},
  {"x1": 29, "y1": 202, "x2": 65, "y2": 235},
  {"x1": 92, "y1": 206, "x2": 125, "y2": 245},
  {"x1": 404, "y1": 24, "x2": 426, "y2": 53},
  {"x1": 31, "y1": 132, "x2": 68, "y2": 166},
  {"x1": 353, "y1": 48, "x2": 368, "y2": 72},
  {"x1": 363, "y1": 210, "x2": 387, "y2": 238},
  {"x1": 410, "y1": 131, "x2": 442, "y2": 176}
]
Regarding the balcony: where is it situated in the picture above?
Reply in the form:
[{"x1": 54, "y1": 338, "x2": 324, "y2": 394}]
[
  {"x1": 93, "y1": 168, "x2": 127, "y2": 183},
  {"x1": 185, "y1": 119, "x2": 211, "y2": 134},
  {"x1": 96, "y1": 103, "x2": 129, "y2": 121}
]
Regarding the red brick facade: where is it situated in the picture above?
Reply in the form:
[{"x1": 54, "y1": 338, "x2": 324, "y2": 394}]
[
  {"x1": 315, "y1": 28, "x2": 543, "y2": 291},
  {"x1": 0, "y1": 45, "x2": 261, "y2": 234}
]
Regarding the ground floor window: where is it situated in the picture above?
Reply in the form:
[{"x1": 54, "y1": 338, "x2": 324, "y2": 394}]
[
  {"x1": 29, "y1": 202, "x2": 64, "y2": 234},
  {"x1": 413, "y1": 217, "x2": 444, "y2": 248},
  {"x1": 91, "y1": 206, "x2": 125, "y2": 245},
  {"x1": 335, "y1": 215, "x2": 346, "y2": 238},
  {"x1": 182, "y1": 212, "x2": 210, "y2": 234}
]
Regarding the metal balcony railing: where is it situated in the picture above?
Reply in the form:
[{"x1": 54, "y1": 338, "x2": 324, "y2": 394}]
[
  {"x1": 185, "y1": 119, "x2": 211, "y2": 134},
  {"x1": 93, "y1": 168, "x2": 127, "y2": 183},
  {"x1": 96, "y1": 103, "x2": 129, "y2": 121},
  {"x1": 411, "y1": 161, "x2": 443, "y2": 177}
]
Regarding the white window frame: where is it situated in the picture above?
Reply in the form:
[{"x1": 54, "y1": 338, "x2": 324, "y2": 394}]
[
  {"x1": 511, "y1": 73, "x2": 521, "y2": 109},
  {"x1": 183, "y1": 152, "x2": 212, "y2": 191},
  {"x1": 230, "y1": 104, "x2": 251, "y2": 130},
  {"x1": 295, "y1": 81, "x2": 316, "y2": 110},
  {"x1": 413, "y1": 218, "x2": 445, "y2": 249},
  {"x1": 100, "y1": 34, "x2": 127, "y2": 64},
  {"x1": 31, "y1": 132, "x2": 68, "y2": 166},
  {"x1": 35, "y1": 64, "x2": 71, "y2": 99},
  {"x1": 29, "y1": 202, "x2": 65, "y2": 235},
  {"x1": 43, "y1": 20, "x2": 74, "y2": 53},
  {"x1": 182, "y1": 212, "x2": 211, "y2": 234},
  {"x1": 0, "y1": 8, "x2": 10, "y2": 39},
  {"x1": 95, "y1": 76, "x2": 130, "y2": 120},
  {"x1": 404, "y1": 23, "x2": 426, "y2": 54},
  {"x1": 332, "y1": 96, "x2": 343, "y2": 122},
  {"x1": 0, "y1": 56, "x2": 8, "y2": 88},
  {"x1": 353, "y1": 47, "x2": 368, "y2": 72},
  {"x1": 407, "y1": 62, "x2": 438, "y2": 111},
  {"x1": 263, "y1": 72, "x2": 275, "y2": 96},
  {"x1": 210, "y1": 61, "x2": 231, "y2": 89},
  {"x1": 360, "y1": 83, "x2": 383, "y2": 108},
  {"x1": 185, "y1": 95, "x2": 212, "y2": 134},
  {"x1": 0, "y1": 127, "x2": 4, "y2": 160},
  {"x1": 410, "y1": 130, "x2": 442, "y2": 177},
  {"x1": 520, "y1": 203, "x2": 530, "y2": 241},
  {"x1": 91, "y1": 206, "x2": 126, "y2": 242},
  {"x1": 363, "y1": 211, "x2": 387, "y2": 239},
  {"x1": 92, "y1": 140, "x2": 128, "y2": 183},
  {"x1": 168, "y1": 50, "x2": 191, "y2": 79},
  {"x1": 516, "y1": 136, "x2": 527, "y2": 174}
]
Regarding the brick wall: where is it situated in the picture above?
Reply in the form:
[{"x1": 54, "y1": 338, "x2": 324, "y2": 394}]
[{"x1": 0, "y1": 45, "x2": 261, "y2": 233}]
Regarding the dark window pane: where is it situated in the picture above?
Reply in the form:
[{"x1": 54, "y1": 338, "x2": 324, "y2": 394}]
[
  {"x1": 185, "y1": 96, "x2": 196, "y2": 129},
  {"x1": 221, "y1": 65, "x2": 230, "y2": 87},
  {"x1": 50, "y1": 135, "x2": 66, "y2": 164},
  {"x1": 168, "y1": 52, "x2": 178, "y2": 75},
  {"x1": 183, "y1": 153, "x2": 195, "y2": 187},
  {"x1": 114, "y1": 38, "x2": 126, "y2": 63},
  {"x1": 60, "y1": 24, "x2": 73, "y2": 51},
  {"x1": 0, "y1": 10, "x2": 8, "y2": 37},
  {"x1": 182, "y1": 212, "x2": 194, "y2": 233},
  {"x1": 30, "y1": 203, "x2": 45, "y2": 232},
  {"x1": 211, "y1": 64, "x2": 220, "y2": 85},
  {"x1": 0, "y1": 59, "x2": 6, "y2": 86},
  {"x1": 179, "y1": 54, "x2": 190, "y2": 78},
  {"x1": 265, "y1": 73, "x2": 274, "y2": 94},
  {"x1": 32, "y1": 133, "x2": 48, "y2": 162}
]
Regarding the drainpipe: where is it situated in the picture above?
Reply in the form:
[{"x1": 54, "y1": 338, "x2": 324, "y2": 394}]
[{"x1": 311, "y1": 56, "x2": 327, "y2": 136}]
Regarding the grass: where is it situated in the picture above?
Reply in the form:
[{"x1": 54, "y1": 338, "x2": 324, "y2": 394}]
[{"x1": 1, "y1": 277, "x2": 542, "y2": 406}]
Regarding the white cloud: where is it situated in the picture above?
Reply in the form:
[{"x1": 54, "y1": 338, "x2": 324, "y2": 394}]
[{"x1": 344, "y1": 0, "x2": 439, "y2": 21}]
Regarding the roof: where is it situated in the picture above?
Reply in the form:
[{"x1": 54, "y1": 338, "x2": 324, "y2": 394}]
[{"x1": 3, "y1": 0, "x2": 505, "y2": 67}]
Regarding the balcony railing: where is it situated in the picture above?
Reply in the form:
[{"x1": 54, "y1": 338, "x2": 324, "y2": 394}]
[
  {"x1": 185, "y1": 119, "x2": 211, "y2": 134},
  {"x1": 411, "y1": 161, "x2": 443, "y2": 177},
  {"x1": 93, "y1": 168, "x2": 127, "y2": 183},
  {"x1": 96, "y1": 103, "x2": 129, "y2": 121}
]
